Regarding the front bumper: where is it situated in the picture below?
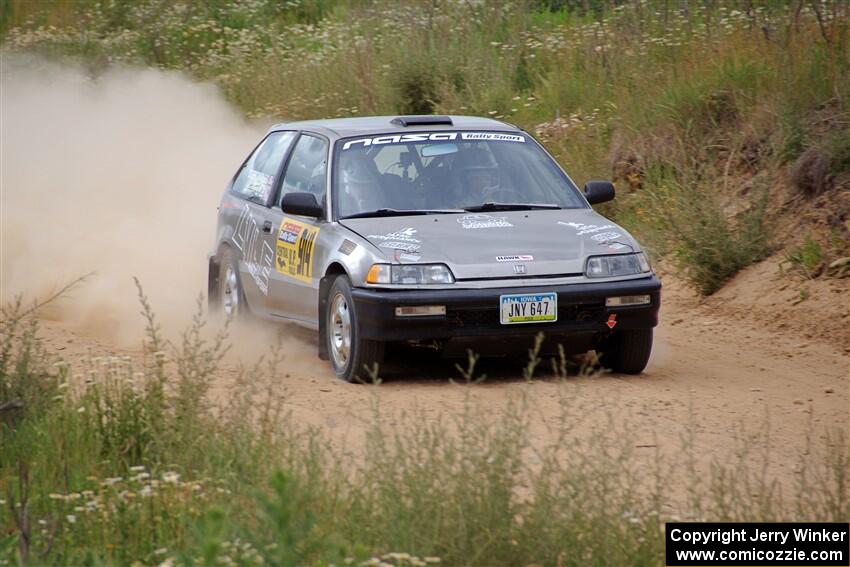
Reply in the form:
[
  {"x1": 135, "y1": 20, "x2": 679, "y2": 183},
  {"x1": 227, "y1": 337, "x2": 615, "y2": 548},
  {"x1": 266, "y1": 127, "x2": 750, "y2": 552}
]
[{"x1": 351, "y1": 275, "x2": 661, "y2": 342}]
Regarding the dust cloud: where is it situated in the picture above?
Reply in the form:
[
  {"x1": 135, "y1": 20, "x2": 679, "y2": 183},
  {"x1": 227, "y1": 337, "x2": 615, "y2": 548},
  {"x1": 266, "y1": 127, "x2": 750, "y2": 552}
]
[{"x1": 1, "y1": 55, "x2": 262, "y2": 345}]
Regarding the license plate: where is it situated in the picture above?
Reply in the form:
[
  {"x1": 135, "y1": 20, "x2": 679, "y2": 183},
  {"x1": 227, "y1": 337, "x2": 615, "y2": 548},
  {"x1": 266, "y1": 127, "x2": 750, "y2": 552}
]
[{"x1": 499, "y1": 293, "x2": 557, "y2": 325}]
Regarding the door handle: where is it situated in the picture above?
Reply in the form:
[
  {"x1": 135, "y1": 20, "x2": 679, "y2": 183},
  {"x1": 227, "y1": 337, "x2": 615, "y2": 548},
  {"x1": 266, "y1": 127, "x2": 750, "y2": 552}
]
[{"x1": 262, "y1": 220, "x2": 273, "y2": 233}]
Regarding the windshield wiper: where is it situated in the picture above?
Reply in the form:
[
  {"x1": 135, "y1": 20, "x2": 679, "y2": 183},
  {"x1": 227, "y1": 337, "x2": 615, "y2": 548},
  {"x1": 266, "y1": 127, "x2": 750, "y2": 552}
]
[
  {"x1": 463, "y1": 202, "x2": 562, "y2": 212},
  {"x1": 341, "y1": 208, "x2": 465, "y2": 220}
]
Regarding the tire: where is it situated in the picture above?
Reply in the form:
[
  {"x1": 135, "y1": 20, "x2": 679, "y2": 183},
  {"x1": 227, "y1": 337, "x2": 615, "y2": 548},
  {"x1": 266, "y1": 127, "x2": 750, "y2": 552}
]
[
  {"x1": 217, "y1": 247, "x2": 246, "y2": 320},
  {"x1": 598, "y1": 328, "x2": 653, "y2": 375},
  {"x1": 326, "y1": 276, "x2": 384, "y2": 383}
]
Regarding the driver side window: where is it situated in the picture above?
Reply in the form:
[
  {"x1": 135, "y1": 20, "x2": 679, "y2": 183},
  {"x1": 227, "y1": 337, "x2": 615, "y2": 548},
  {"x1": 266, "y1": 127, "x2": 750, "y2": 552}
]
[{"x1": 280, "y1": 134, "x2": 329, "y2": 204}]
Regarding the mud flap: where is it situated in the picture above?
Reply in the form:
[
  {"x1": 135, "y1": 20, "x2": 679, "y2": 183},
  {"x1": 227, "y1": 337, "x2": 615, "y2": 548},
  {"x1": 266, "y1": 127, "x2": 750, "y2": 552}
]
[
  {"x1": 317, "y1": 276, "x2": 331, "y2": 360},
  {"x1": 207, "y1": 254, "x2": 220, "y2": 310}
]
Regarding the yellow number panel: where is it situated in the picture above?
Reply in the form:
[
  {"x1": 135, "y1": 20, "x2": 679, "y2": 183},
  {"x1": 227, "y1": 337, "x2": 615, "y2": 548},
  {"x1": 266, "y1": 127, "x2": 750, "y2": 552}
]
[{"x1": 275, "y1": 217, "x2": 320, "y2": 283}]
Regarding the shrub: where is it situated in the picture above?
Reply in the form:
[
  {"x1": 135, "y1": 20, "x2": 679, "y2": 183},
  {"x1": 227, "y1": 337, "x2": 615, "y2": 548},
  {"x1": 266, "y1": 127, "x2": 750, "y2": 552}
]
[
  {"x1": 394, "y1": 64, "x2": 440, "y2": 115},
  {"x1": 630, "y1": 179, "x2": 771, "y2": 295}
]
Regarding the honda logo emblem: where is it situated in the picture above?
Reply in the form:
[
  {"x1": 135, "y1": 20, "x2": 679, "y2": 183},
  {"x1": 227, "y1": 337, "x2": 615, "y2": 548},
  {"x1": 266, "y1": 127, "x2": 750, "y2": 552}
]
[{"x1": 513, "y1": 264, "x2": 527, "y2": 275}]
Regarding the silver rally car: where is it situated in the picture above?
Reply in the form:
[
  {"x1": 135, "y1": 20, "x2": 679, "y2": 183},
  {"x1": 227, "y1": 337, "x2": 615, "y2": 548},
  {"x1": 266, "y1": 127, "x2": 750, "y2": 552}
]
[{"x1": 208, "y1": 115, "x2": 661, "y2": 381}]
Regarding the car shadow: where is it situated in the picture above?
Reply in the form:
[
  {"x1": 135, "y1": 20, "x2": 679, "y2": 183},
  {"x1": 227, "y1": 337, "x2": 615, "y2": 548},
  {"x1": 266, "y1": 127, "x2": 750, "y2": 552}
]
[
  {"x1": 260, "y1": 321, "x2": 634, "y2": 385},
  {"x1": 374, "y1": 344, "x2": 601, "y2": 385}
]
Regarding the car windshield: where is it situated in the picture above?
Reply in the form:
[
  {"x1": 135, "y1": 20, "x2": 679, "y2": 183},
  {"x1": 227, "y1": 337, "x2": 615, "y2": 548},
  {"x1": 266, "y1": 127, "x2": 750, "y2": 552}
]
[{"x1": 334, "y1": 131, "x2": 586, "y2": 218}]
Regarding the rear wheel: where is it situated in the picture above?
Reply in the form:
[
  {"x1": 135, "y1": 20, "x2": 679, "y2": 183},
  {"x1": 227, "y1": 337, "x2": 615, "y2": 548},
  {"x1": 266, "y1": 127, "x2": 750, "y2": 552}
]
[
  {"x1": 598, "y1": 328, "x2": 653, "y2": 375},
  {"x1": 218, "y1": 247, "x2": 245, "y2": 320},
  {"x1": 326, "y1": 276, "x2": 384, "y2": 382}
]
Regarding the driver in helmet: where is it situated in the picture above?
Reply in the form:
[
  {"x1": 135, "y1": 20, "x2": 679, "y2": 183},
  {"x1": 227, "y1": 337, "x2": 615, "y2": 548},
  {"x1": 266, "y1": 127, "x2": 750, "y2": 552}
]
[
  {"x1": 338, "y1": 151, "x2": 385, "y2": 214},
  {"x1": 454, "y1": 147, "x2": 502, "y2": 206}
]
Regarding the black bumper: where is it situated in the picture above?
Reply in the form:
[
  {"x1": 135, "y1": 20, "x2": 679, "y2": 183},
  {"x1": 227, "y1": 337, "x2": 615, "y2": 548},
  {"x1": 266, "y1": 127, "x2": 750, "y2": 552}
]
[{"x1": 351, "y1": 275, "x2": 661, "y2": 342}]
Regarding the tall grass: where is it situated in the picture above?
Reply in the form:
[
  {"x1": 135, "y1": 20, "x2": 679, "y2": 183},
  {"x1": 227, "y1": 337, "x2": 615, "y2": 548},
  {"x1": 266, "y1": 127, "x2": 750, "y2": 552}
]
[
  {"x1": 3, "y1": 1, "x2": 849, "y2": 292},
  {"x1": 1, "y1": 291, "x2": 847, "y2": 565}
]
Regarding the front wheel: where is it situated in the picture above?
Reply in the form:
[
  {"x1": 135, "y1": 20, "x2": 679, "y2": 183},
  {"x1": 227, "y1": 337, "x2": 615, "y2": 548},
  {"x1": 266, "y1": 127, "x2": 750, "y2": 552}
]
[
  {"x1": 598, "y1": 328, "x2": 653, "y2": 375},
  {"x1": 326, "y1": 276, "x2": 384, "y2": 382}
]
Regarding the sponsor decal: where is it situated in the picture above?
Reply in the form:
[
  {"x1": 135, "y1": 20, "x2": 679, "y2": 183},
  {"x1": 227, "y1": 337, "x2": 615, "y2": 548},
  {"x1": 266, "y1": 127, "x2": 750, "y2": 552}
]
[
  {"x1": 338, "y1": 239, "x2": 357, "y2": 255},
  {"x1": 396, "y1": 251, "x2": 421, "y2": 262},
  {"x1": 243, "y1": 169, "x2": 274, "y2": 202},
  {"x1": 367, "y1": 227, "x2": 420, "y2": 243},
  {"x1": 378, "y1": 241, "x2": 420, "y2": 252},
  {"x1": 342, "y1": 132, "x2": 526, "y2": 150},
  {"x1": 607, "y1": 243, "x2": 627, "y2": 250},
  {"x1": 457, "y1": 214, "x2": 513, "y2": 229},
  {"x1": 606, "y1": 313, "x2": 617, "y2": 329},
  {"x1": 278, "y1": 221, "x2": 301, "y2": 245},
  {"x1": 558, "y1": 221, "x2": 617, "y2": 236},
  {"x1": 496, "y1": 254, "x2": 533, "y2": 262},
  {"x1": 275, "y1": 217, "x2": 320, "y2": 283},
  {"x1": 232, "y1": 204, "x2": 273, "y2": 295},
  {"x1": 590, "y1": 231, "x2": 623, "y2": 242}
]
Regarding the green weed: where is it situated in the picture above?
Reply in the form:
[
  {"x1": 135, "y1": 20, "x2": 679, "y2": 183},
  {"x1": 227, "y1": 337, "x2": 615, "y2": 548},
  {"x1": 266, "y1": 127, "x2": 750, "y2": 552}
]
[
  {"x1": 783, "y1": 236, "x2": 825, "y2": 279},
  {"x1": 2, "y1": 288, "x2": 848, "y2": 565}
]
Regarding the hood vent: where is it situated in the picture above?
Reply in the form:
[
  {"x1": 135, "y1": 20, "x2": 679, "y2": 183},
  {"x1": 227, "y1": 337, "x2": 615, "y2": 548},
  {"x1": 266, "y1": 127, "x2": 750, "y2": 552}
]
[{"x1": 390, "y1": 115, "x2": 453, "y2": 127}]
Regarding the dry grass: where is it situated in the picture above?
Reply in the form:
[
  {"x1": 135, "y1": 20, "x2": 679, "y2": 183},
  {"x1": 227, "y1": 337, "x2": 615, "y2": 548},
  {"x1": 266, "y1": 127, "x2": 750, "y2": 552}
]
[{"x1": 1, "y1": 289, "x2": 848, "y2": 565}]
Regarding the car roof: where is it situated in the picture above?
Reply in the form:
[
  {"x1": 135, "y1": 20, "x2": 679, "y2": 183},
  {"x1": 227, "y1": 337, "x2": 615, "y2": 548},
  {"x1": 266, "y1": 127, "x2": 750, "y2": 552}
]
[{"x1": 268, "y1": 115, "x2": 521, "y2": 138}]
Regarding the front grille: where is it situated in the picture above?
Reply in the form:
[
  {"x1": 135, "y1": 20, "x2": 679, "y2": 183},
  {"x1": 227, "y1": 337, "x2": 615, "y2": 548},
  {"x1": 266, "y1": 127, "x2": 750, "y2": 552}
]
[
  {"x1": 446, "y1": 302, "x2": 604, "y2": 329},
  {"x1": 455, "y1": 272, "x2": 584, "y2": 282},
  {"x1": 447, "y1": 308, "x2": 500, "y2": 328}
]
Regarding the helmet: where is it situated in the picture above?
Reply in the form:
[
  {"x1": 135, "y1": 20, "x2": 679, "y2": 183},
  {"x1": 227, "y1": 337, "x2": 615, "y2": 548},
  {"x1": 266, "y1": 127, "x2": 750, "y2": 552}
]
[
  {"x1": 339, "y1": 152, "x2": 383, "y2": 211},
  {"x1": 457, "y1": 148, "x2": 500, "y2": 199}
]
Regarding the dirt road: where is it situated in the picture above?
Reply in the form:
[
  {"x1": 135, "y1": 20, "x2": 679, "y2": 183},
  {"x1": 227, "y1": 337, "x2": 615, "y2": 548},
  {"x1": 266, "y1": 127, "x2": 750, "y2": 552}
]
[
  {"x1": 8, "y1": 60, "x2": 847, "y2": 485},
  {"x1": 34, "y1": 263, "x2": 849, "y2": 498}
]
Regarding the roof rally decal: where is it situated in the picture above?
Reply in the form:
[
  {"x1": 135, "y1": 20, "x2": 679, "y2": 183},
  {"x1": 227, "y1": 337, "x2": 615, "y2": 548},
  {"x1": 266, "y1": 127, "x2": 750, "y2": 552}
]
[{"x1": 342, "y1": 132, "x2": 526, "y2": 150}]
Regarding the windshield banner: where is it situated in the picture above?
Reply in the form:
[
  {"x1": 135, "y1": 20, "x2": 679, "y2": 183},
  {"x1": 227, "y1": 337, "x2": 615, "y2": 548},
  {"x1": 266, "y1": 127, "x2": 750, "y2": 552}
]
[{"x1": 342, "y1": 132, "x2": 526, "y2": 150}]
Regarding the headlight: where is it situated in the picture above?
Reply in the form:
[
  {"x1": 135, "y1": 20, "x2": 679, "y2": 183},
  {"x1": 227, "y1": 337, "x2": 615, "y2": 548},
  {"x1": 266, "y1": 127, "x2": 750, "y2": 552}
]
[
  {"x1": 366, "y1": 263, "x2": 455, "y2": 285},
  {"x1": 585, "y1": 253, "x2": 651, "y2": 278}
]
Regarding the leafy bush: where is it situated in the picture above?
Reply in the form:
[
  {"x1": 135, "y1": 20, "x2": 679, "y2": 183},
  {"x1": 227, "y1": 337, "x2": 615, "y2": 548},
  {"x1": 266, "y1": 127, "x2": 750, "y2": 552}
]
[{"x1": 629, "y1": 178, "x2": 771, "y2": 295}]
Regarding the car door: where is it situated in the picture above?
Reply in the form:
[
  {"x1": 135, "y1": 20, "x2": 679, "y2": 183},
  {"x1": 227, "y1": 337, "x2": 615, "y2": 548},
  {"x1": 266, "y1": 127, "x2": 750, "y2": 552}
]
[
  {"x1": 266, "y1": 133, "x2": 330, "y2": 324},
  {"x1": 225, "y1": 131, "x2": 297, "y2": 313}
]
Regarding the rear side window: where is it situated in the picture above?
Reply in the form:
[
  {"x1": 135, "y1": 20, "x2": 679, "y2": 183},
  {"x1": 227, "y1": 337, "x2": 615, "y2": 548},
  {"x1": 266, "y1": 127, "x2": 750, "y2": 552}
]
[
  {"x1": 231, "y1": 131, "x2": 296, "y2": 203},
  {"x1": 279, "y1": 134, "x2": 329, "y2": 202}
]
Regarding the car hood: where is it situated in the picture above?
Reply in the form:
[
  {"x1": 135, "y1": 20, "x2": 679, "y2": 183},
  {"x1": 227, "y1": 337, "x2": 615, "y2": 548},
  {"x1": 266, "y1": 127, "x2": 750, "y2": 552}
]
[{"x1": 340, "y1": 209, "x2": 641, "y2": 280}]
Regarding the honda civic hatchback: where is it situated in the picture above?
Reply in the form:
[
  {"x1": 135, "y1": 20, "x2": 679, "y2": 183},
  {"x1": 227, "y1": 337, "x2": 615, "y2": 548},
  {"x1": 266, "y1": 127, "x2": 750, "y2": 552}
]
[{"x1": 208, "y1": 115, "x2": 661, "y2": 381}]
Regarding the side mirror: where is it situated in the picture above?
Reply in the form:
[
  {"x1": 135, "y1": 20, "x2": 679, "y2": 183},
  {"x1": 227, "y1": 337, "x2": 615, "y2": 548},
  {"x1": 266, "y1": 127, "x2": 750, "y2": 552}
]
[
  {"x1": 281, "y1": 192, "x2": 323, "y2": 218},
  {"x1": 583, "y1": 180, "x2": 615, "y2": 205}
]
